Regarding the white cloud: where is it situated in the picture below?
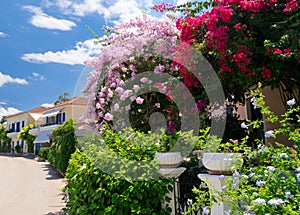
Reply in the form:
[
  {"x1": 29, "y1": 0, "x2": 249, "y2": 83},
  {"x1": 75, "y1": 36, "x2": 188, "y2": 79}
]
[
  {"x1": 32, "y1": 72, "x2": 46, "y2": 81},
  {"x1": 24, "y1": 5, "x2": 76, "y2": 31},
  {"x1": 0, "y1": 107, "x2": 22, "y2": 121},
  {"x1": 43, "y1": 0, "x2": 104, "y2": 16},
  {"x1": 22, "y1": 39, "x2": 102, "y2": 65},
  {"x1": 43, "y1": 0, "x2": 156, "y2": 23},
  {"x1": 0, "y1": 72, "x2": 29, "y2": 87},
  {"x1": 41, "y1": 103, "x2": 54, "y2": 108},
  {"x1": 0, "y1": 32, "x2": 7, "y2": 38},
  {"x1": 102, "y1": 0, "x2": 145, "y2": 24}
]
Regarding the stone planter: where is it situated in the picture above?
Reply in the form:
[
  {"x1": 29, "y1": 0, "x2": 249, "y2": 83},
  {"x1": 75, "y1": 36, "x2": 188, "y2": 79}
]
[
  {"x1": 202, "y1": 153, "x2": 243, "y2": 175},
  {"x1": 155, "y1": 152, "x2": 183, "y2": 168}
]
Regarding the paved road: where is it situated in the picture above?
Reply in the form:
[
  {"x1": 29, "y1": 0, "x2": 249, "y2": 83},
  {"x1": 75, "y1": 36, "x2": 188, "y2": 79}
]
[{"x1": 0, "y1": 155, "x2": 66, "y2": 215}]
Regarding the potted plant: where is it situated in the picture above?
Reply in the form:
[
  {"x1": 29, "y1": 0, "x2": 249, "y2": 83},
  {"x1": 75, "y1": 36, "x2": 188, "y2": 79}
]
[
  {"x1": 155, "y1": 130, "x2": 198, "y2": 168},
  {"x1": 197, "y1": 130, "x2": 250, "y2": 175}
]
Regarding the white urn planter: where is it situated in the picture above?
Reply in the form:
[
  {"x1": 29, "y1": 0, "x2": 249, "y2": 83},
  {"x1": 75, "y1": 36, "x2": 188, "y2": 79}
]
[
  {"x1": 155, "y1": 152, "x2": 183, "y2": 168},
  {"x1": 202, "y1": 153, "x2": 243, "y2": 175}
]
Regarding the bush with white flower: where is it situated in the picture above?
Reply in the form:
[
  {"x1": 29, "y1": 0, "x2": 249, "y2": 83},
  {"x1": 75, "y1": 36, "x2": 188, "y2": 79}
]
[{"x1": 190, "y1": 83, "x2": 300, "y2": 214}]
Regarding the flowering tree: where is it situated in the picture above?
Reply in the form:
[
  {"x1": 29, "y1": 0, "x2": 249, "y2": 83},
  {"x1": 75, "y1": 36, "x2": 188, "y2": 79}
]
[
  {"x1": 82, "y1": 14, "x2": 210, "y2": 133},
  {"x1": 154, "y1": 0, "x2": 300, "y2": 106}
]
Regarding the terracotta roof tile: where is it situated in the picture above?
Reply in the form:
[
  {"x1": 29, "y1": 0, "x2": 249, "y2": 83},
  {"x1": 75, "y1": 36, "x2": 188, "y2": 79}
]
[
  {"x1": 51, "y1": 97, "x2": 87, "y2": 109},
  {"x1": 5, "y1": 97, "x2": 87, "y2": 118},
  {"x1": 6, "y1": 106, "x2": 47, "y2": 118}
]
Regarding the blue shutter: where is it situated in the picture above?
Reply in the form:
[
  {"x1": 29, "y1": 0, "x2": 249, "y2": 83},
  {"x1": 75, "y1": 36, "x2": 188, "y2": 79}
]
[
  {"x1": 62, "y1": 112, "x2": 66, "y2": 122},
  {"x1": 22, "y1": 121, "x2": 25, "y2": 128},
  {"x1": 16, "y1": 122, "x2": 20, "y2": 132},
  {"x1": 57, "y1": 113, "x2": 62, "y2": 124}
]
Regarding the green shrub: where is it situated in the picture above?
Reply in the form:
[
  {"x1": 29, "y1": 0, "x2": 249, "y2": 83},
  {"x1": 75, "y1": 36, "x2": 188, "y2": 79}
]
[
  {"x1": 38, "y1": 147, "x2": 50, "y2": 159},
  {"x1": 63, "y1": 127, "x2": 198, "y2": 214},
  {"x1": 18, "y1": 124, "x2": 35, "y2": 153},
  {"x1": 0, "y1": 143, "x2": 11, "y2": 153},
  {"x1": 15, "y1": 144, "x2": 21, "y2": 153},
  {"x1": 64, "y1": 150, "x2": 173, "y2": 215},
  {"x1": 48, "y1": 119, "x2": 77, "y2": 173}
]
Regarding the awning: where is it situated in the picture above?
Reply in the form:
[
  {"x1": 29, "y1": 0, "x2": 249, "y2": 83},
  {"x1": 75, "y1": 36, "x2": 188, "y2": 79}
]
[
  {"x1": 42, "y1": 108, "x2": 62, "y2": 118},
  {"x1": 30, "y1": 113, "x2": 43, "y2": 121},
  {"x1": 33, "y1": 130, "x2": 51, "y2": 143}
]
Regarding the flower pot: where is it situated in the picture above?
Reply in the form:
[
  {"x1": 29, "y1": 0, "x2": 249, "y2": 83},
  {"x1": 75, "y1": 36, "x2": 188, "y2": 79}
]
[
  {"x1": 155, "y1": 152, "x2": 183, "y2": 168},
  {"x1": 202, "y1": 153, "x2": 243, "y2": 175}
]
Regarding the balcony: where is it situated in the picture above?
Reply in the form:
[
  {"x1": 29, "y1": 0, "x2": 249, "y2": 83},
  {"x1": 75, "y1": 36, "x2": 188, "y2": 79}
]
[
  {"x1": 28, "y1": 128, "x2": 39, "y2": 136},
  {"x1": 7, "y1": 131, "x2": 19, "y2": 138},
  {"x1": 39, "y1": 124, "x2": 60, "y2": 132},
  {"x1": 41, "y1": 121, "x2": 64, "y2": 127},
  {"x1": 6, "y1": 129, "x2": 21, "y2": 138}
]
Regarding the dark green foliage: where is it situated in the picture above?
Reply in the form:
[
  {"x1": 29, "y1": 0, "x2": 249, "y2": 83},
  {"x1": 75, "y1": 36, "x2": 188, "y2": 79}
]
[
  {"x1": 15, "y1": 144, "x2": 21, "y2": 153},
  {"x1": 64, "y1": 150, "x2": 173, "y2": 215},
  {"x1": 0, "y1": 124, "x2": 11, "y2": 152},
  {"x1": 48, "y1": 119, "x2": 77, "y2": 173},
  {"x1": 18, "y1": 124, "x2": 35, "y2": 153},
  {"x1": 53, "y1": 92, "x2": 71, "y2": 105},
  {"x1": 0, "y1": 142, "x2": 11, "y2": 153},
  {"x1": 38, "y1": 147, "x2": 50, "y2": 159}
]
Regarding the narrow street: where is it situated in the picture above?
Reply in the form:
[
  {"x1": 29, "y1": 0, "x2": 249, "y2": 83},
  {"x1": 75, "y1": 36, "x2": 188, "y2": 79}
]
[{"x1": 0, "y1": 155, "x2": 66, "y2": 215}]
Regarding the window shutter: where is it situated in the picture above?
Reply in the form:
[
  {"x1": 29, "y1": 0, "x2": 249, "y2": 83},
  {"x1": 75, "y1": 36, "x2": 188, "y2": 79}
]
[{"x1": 62, "y1": 112, "x2": 66, "y2": 122}]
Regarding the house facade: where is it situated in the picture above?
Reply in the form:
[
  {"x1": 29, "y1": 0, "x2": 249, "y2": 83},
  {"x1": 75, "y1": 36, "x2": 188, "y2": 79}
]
[
  {"x1": 28, "y1": 97, "x2": 87, "y2": 154},
  {"x1": 6, "y1": 106, "x2": 47, "y2": 153}
]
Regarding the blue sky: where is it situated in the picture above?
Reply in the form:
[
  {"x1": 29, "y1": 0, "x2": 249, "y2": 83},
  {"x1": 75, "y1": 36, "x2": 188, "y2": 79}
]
[{"x1": 0, "y1": 0, "x2": 186, "y2": 119}]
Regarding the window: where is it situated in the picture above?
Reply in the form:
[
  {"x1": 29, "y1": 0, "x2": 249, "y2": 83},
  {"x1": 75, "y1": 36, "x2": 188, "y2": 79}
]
[
  {"x1": 16, "y1": 122, "x2": 20, "y2": 132},
  {"x1": 56, "y1": 113, "x2": 62, "y2": 124},
  {"x1": 56, "y1": 112, "x2": 66, "y2": 124},
  {"x1": 22, "y1": 121, "x2": 25, "y2": 128},
  {"x1": 12, "y1": 123, "x2": 15, "y2": 132}
]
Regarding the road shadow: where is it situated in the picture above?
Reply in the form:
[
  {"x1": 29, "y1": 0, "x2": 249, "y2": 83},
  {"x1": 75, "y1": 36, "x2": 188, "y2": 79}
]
[
  {"x1": 0, "y1": 153, "x2": 36, "y2": 160},
  {"x1": 41, "y1": 162, "x2": 64, "y2": 180},
  {"x1": 46, "y1": 210, "x2": 64, "y2": 215}
]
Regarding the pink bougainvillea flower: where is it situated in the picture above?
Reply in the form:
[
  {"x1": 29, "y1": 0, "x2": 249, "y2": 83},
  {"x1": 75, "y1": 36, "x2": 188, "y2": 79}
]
[
  {"x1": 283, "y1": 0, "x2": 299, "y2": 12},
  {"x1": 167, "y1": 120, "x2": 177, "y2": 133},
  {"x1": 104, "y1": 113, "x2": 113, "y2": 121},
  {"x1": 261, "y1": 66, "x2": 272, "y2": 79},
  {"x1": 133, "y1": 85, "x2": 140, "y2": 92},
  {"x1": 136, "y1": 97, "x2": 144, "y2": 105},
  {"x1": 140, "y1": 77, "x2": 148, "y2": 83},
  {"x1": 284, "y1": 48, "x2": 292, "y2": 56}
]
